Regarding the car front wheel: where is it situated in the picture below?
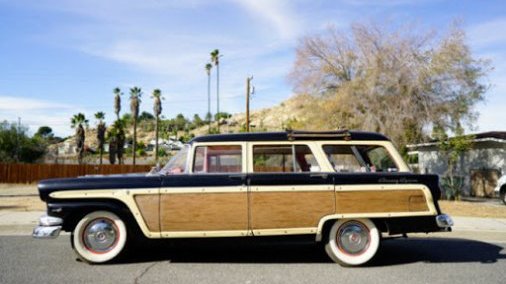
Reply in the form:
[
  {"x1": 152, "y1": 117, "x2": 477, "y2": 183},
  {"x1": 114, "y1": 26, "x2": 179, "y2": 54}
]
[
  {"x1": 325, "y1": 218, "x2": 380, "y2": 266},
  {"x1": 72, "y1": 211, "x2": 127, "y2": 264}
]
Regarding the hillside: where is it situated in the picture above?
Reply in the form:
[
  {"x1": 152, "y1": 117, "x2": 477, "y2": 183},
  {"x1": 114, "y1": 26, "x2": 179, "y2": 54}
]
[
  {"x1": 193, "y1": 93, "x2": 321, "y2": 135},
  {"x1": 52, "y1": 93, "x2": 330, "y2": 159}
]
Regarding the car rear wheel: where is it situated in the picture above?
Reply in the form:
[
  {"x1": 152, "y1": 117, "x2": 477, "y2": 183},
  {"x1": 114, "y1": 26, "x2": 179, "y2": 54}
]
[
  {"x1": 325, "y1": 218, "x2": 380, "y2": 266},
  {"x1": 72, "y1": 211, "x2": 127, "y2": 264}
]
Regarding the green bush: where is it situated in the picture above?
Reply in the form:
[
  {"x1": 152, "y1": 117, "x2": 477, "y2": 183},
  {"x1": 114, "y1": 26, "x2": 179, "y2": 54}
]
[
  {"x1": 158, "y1": 149, "x2": 167, "y2": 157},
  {"x1": 137, "y1": 148, "x2": 146, "y2": 157},
  {"x1": 440, "y1": 176, "x2": 464, "y2": 200}
]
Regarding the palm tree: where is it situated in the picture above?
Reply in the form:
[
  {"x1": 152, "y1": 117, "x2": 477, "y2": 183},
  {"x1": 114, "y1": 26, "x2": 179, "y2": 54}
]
[
  {"x1": 106, "y1": 126, "x2": 117, "y2": 165},
  {"x1": 210, "y1": 49, "x2": 221, "y2": 131},
  {"x1": 70, "y1": 113, "x2": 89, "y2": 164},
  {"x1": 115, "y1": 120, "x2": 126, "y2": 165},
  {"x1": 129, "y1": 87, "x2": 142, "y2": 166},
  {"x1": 205, "y1": 63, "x2": 213, "y2": 133},
  {"x1": 151, "y1": 89, "x2": 163, "y2": 164},
  {"x1": 95, "y1": 111, "x2": 106, "y2": 165},
  {"x1": 114, "y1": 87, "x2": 122, "y2": 120}
]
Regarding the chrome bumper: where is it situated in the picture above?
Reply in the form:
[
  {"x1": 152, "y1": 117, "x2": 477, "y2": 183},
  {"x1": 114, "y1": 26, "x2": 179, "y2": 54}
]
[
  {"x1": 32, "y1": 215, "x2": 63, "y2": 239},
  {"x1": 436, "y1": 214, "x2": 454, "y2": 229}
]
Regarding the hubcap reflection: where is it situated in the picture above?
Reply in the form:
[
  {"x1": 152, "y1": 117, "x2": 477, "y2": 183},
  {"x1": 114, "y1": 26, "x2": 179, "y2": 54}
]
[
  {"x1": 83, "y1": 219, "x2": 118, "y2": 253},
  {"x1": 337, "y1": 221, "x2": 370, "y2": 255}
]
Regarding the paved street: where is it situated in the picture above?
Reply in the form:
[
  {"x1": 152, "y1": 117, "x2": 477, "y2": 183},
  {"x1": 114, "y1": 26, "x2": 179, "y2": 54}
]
[
  {"x1": 1, "y1": 210, "x2": 505, "y2": 283},
  {"x1": 0, "y1": 234, "x2": 505, "y2": 284}
]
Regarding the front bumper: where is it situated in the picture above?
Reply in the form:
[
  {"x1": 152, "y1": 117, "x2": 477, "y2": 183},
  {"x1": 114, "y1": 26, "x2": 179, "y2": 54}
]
[
  {"x1": 436, "y1": 214, "x2": 454, "y2": 229},
  {"x1": 32, "y1": 215, "x2": 63, "y2": 239}
]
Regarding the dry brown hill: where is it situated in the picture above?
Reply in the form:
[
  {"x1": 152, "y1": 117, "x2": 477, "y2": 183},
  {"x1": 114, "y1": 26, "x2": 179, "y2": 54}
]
[{"x1": 57, "y1": 93, "x2": 328, "y2": 153}]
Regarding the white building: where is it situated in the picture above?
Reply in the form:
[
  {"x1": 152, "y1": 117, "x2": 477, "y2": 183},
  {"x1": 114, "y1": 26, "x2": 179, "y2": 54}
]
[{"x1": 407, "y1": 132, "x2": 505, "y2": 197}]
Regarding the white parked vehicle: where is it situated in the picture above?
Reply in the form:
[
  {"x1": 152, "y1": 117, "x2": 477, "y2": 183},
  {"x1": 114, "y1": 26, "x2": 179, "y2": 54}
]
[{"x1": 494, "y1": 175, "x2": 506, "y2": 205}]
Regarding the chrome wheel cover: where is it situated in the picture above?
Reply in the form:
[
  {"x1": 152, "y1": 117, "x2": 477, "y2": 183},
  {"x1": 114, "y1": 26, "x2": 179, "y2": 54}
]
[
  {"x1": 83, "y1": 218, "x2": 118, "y2": 253},
  {"x1": 337, "y1": 221, "x2": 370, "y2": 255}
]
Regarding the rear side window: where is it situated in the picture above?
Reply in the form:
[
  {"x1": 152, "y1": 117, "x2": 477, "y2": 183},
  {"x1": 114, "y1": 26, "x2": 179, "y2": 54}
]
[
  {"x1": 322, "y1": 145, "x2": 362, "y2": 172},
  {"x1": 323, "y1": 145, "x2": 398, "y2": 173},
  {"x1": 193, "y1": 145, "x2": 242, "y2": 173},
  {"x1": 253, "y1": 145, "x2": 320, "y2": 173}
]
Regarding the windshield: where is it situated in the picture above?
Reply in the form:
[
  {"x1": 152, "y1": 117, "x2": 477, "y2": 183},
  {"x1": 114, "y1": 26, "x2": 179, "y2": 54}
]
[{"x1": 159, "y1": 144, "x2": 190, "y2": 175}]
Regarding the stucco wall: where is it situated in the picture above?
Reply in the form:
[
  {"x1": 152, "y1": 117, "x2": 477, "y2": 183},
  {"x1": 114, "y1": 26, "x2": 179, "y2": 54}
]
[{"x1": 417, "y1": 141, "x2": 505, "y2": 196}]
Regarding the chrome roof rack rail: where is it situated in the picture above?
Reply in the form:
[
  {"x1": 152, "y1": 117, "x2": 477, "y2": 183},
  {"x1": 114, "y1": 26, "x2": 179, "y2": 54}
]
[{"x1": 285, "y1": 129, "x2": 351, "y2": 141}]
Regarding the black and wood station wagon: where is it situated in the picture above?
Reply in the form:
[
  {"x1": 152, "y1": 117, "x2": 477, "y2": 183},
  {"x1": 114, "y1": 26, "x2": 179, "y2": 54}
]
[{"x1": 33, "y1": 130, "x2": 453, "y2": 266}]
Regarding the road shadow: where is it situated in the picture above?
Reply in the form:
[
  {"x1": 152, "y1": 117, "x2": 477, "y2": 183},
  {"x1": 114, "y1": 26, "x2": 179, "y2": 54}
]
[
  {"x1": 369, "y1": 237, "x2": 506, "y2": 267},
  {"x1": 106, "y1": 236, "x2": 506, "y2": 266}
]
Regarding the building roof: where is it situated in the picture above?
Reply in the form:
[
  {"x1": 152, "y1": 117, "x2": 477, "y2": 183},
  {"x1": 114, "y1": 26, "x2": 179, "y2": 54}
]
[
  {"x1": 474, "y1": 131, "x2": 506, "y2": 140},
  {"x1": 407, "y1": 131, "x2": 506, "y2": 149},
  {"x1": 190, "y1": 130, "x2": 390, "y2": 143}
]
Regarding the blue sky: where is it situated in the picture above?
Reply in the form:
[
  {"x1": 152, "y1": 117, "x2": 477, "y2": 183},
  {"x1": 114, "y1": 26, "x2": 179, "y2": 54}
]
[{"x1": 0, "y1": 0, "x2": 504, "y2": 137}]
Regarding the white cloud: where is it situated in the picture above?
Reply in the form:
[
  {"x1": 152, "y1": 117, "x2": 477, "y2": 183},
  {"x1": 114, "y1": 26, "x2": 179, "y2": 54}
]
[
  {"x1": 468, "y1": 18, "x2": 506, "y2": 49},
  {"x1": 0, "y1": 96, "x2": 80, "y2": 136},
  {"x1": 340, "y1": 0, "x2": 438, "y2": 6},
  {"x1": 0, "y1": 96, "x2": 72, "y2": 111},
  {"x1": 231, "y1": 0, "x2": 300, "y2": 40}
]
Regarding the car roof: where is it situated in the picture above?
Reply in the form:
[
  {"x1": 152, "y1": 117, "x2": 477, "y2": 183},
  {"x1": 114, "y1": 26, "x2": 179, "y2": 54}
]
[{"x1": 190, "y1": 130, "x2": 390, "y2": 143}]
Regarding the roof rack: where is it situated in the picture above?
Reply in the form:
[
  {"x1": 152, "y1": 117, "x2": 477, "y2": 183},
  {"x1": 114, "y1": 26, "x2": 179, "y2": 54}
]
[{"x1": 285, "y1": 129, "x2": 351, "y2": 141}]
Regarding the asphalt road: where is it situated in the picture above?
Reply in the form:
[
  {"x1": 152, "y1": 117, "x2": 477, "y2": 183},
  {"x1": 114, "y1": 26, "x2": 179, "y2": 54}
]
[{"x1": 0, "y1": 235, "x2": 505, "y2": 284}]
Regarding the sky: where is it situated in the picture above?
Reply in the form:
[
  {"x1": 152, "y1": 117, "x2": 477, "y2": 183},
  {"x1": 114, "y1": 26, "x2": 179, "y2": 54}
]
[{"x1": 0, "y1": 0, "x2": 505, "y2": 137}]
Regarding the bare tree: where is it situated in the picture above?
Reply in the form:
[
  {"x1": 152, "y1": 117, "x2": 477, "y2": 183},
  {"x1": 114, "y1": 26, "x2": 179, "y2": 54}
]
[{"x1": 289, "y1": 21, "x2": 491, "y2": 151}]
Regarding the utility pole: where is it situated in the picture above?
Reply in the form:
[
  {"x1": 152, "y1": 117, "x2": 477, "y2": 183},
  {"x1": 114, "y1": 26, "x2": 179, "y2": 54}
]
[{"x1": 246, "y1": 76, "x2": 253, "y2": 132}]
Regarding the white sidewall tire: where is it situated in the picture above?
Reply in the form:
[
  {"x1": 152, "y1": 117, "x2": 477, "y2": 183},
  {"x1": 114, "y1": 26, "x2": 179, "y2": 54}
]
[
  {"x1": 325, "y1": 218, "x2": 380, "y2": 266},
  {"x1": 73, "y1": 211, "x2": 127, "y2": 264}
]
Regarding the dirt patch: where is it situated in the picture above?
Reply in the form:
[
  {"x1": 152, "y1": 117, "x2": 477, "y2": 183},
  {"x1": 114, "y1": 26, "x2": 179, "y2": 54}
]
[
  {"x1": 0, "y1": 196, "x2": 45, "y2": 211},
  {"x1": 439, "y1": 200, "x2": 506, "y2": 218},
  {"x1": 0, "y1": 183, "x2": 38, "y2": 196}
]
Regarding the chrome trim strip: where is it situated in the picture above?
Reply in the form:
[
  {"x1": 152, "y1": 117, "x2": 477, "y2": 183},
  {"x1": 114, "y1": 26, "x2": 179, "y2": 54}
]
[
  {"x1": 33, "y1": 226, "x2": 62, "y2": 239},
  {"x1": 39, "y1": 215, "x2": 63, "y2": 226},
  {"x1": 436, "y1": 214, "x2": 454, "y2": 228}
]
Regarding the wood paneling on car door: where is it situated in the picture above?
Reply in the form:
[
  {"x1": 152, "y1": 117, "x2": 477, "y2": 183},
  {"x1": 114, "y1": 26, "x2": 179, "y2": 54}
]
[
  {"x1": 160, "y1": 192, "x2": 248, "y2": 231},
  {"x1": 335, "y1": 190, "x2": 429, "y2": 214},
  {"x1": 250, "y1": 190, "x2": 335, "y2": 229},
  {"x1": 134, "y1": 195, "x2": 160, "y2": 232}
]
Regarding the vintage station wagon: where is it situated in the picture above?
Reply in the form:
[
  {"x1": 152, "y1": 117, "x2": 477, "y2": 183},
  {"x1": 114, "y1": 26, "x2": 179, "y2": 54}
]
[{"x1": 33, "y1": 130, "x2": 453, "y2": 266}]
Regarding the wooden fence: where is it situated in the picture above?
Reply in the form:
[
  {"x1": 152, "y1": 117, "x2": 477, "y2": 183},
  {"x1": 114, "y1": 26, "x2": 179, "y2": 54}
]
[{"x1": 0, "y1": 163, "x2": 153, "y2": 184}]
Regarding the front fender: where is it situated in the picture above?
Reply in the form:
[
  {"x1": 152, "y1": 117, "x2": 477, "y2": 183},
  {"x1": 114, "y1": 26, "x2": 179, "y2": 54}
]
[{"x1": 47, "y1": 199, "x2": 134, "y2": 232}]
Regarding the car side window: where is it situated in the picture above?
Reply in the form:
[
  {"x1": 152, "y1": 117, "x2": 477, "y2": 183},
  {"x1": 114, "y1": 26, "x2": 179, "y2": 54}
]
[
  {"x1": 322, "y1": 145, "x2": 363, "y2": 172},
  {"x1": 193, "y1": 145, "x2": 242, "y2": 173},
  {"x1": 322, "y1": 145, "x2": 398, "y2": 173},
  {"x1": 360, "y1": 145, "x2": 398, "y2": 172},
  {"x1": 253, "y1": 145, "x2": 320, "y2": 173}
]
